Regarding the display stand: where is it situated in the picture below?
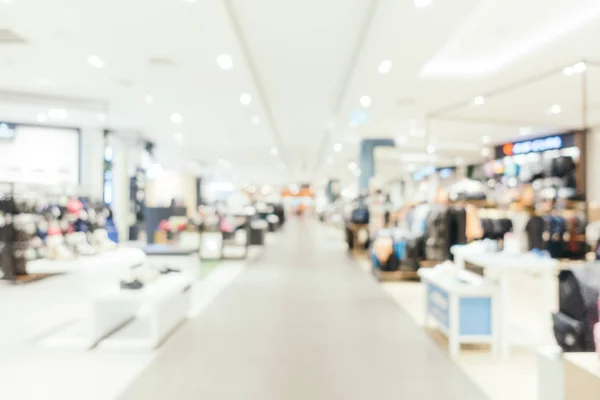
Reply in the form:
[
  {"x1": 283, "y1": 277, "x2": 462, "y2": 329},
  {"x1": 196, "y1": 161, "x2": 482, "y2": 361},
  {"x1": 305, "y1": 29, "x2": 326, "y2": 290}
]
[
  {"x1": 200, "y1": 232, "x2": 223, "y2": 260},
  {"x1": 138, "y1": 244, "x2": 200, "y2": 278},
  {"x1": 249, "y1": 220, "x2": 268, "y2": 245},
  {"x1": 451, "y1": 245, "x2": 559, "y2": 358},
  {"x1": 96, "y1": 274, "x2": 192, "y2": 350},
  {"x1": 372, "y1": 268, "x2": 419, "y2": 282},
  {"x1": 419, "y1": 266, "x2": 499, "y2": 358},
  {"x1": 27, "y1": 248, "x2": 146, "y2": 275},
  {"x1": 37, "y1": 249, "x2": 147, "y2": 349}
]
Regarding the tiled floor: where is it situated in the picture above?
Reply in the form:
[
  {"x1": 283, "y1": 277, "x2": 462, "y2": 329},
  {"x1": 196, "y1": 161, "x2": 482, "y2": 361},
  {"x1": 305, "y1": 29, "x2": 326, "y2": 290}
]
[{"x1": 117, "y1": 219, "x2": 488, "y2": 399}]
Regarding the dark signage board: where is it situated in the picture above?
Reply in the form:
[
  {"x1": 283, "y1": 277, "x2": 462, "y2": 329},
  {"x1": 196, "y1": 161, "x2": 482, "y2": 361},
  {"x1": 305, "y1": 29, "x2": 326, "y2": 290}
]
[{"x1": 494, "y1": 132, "x2": 576, "y2": 159}]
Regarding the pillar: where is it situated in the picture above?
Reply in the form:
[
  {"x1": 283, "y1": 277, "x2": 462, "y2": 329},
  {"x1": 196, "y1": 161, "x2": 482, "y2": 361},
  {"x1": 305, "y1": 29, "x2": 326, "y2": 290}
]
[{"x1": 358, "y1": 139, "x2": 395, "y2": 192}]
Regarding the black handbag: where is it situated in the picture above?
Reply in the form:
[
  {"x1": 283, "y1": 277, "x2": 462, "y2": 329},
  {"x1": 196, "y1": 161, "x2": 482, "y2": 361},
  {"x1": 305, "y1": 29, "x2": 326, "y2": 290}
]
[{"x1": 555, "y1": 266, "x2": 600, "y2": 351}]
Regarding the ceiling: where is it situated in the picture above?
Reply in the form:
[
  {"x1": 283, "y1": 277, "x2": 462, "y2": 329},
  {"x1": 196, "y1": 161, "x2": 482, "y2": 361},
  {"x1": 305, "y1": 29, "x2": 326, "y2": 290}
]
[{"x1": 1, "y1": 0, "x2": 600, "y2": 187}]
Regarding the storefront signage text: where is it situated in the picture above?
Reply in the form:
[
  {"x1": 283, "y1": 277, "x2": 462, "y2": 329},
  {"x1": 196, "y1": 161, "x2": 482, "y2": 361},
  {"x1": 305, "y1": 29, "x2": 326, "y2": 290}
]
[{"x1": 503, "y1": 136, "x2": 562, "y2": 156}]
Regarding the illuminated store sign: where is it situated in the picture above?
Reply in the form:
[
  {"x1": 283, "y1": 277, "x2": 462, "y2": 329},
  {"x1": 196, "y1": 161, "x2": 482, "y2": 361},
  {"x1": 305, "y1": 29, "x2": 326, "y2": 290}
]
[
  {"x1": 495, "y1": 132, "x2": 575, "y2": 159},
  {"x1": 503, "y1": 136, "x2": 562, "y2": 156}
]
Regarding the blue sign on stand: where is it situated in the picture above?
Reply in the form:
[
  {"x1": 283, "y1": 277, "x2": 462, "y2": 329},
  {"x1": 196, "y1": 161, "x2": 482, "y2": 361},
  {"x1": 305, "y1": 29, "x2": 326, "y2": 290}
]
[{"x1": 427, "y1": 284, "x2": 450, "y2": 329}]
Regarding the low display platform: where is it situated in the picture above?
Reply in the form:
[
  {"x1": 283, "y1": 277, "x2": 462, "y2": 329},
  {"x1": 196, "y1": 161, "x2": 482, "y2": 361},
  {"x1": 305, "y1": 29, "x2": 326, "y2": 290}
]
[{"x1": 419, "y1": 265, "x2": 499, "y2": 358}]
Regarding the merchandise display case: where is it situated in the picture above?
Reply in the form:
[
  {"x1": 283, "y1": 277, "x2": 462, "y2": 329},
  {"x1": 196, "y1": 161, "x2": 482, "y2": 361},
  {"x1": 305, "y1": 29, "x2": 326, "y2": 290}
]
[{"x1": 419, "y1": 263, "x2": 499, "y2": 357}]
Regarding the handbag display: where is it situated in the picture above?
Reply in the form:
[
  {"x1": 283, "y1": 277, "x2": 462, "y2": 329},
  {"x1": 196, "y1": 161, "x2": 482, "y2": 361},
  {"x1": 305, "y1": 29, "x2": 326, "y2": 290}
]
[{"x1": 555, "y1": 266, "x2": 600, "y2": 351}]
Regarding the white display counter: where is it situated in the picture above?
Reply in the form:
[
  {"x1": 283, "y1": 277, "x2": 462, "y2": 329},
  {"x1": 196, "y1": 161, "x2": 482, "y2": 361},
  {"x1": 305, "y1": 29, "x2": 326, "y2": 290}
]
[
  {"x1": 35, "y1": 247, "x2": 194, "y2": 350},
  {"x1": 96, "y1": 274, "x2": 193, "y2": 351},
  {"x1": 419, "y1": 266, "x2": 499, "y2": 358},
  {"x1": 451, "y1": 245, "x2": 560, "y2": 358},
  {"x1": 27, "y1": 248, "x2": 146, "y2": 275}
]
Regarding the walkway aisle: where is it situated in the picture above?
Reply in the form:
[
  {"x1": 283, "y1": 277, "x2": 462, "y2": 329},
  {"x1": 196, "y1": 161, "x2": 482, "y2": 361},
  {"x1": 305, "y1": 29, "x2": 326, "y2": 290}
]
[{"x1": 118, "y1": 218, "x2": 487, "y2": 400}]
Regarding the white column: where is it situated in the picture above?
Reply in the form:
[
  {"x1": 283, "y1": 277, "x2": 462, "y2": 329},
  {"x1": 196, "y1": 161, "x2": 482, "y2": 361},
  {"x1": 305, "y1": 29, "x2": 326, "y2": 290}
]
[
  {"x1": 79, "y1": 128, "x2": 105, "y2": 199},
  {"x1": 587, "y1": 130, "x2": 600, "y2": 202},
  {"x1": 111, "y1": 136, "x2": 131, "y2": 242}
]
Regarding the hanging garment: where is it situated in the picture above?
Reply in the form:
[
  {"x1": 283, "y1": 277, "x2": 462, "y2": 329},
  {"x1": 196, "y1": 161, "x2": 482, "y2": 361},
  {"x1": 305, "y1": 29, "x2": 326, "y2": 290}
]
[
  {"x1": 350, "y1": 207, "x2": 369, "y2": 224},
  {"x1": 425, "y1": 206, "x2": 451, "y2": 261},
  {"x1": 526, "y1": 216, "x2": 545, "y2": 250},
  {"x1": 393, "y1": 240, "x2": 407, "y2": 261}
]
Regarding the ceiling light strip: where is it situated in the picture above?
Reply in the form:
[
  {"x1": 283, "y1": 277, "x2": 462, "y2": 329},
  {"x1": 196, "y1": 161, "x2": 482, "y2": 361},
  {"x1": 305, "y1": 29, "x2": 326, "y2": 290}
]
[
  {"x1": 223, "y1": 0, "x2": 291, "y2": 177},
  {"x1": 426, "y1": 60, "x2": 581, "y2": 120},
  {"x1": 311, "y1": 0, "x2": 384, "y2": 177}
]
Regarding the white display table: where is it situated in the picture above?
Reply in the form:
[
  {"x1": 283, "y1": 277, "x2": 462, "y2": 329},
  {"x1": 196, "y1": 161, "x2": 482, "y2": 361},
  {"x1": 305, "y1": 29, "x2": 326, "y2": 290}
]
[
  {"x1": 97, "y1": 274, "x2": 193, "y2": 351},
  {"x1": 136, "y1": 244, "x2": 201, "y2": 278},
  {"x1": 419, "y1": 266, "x2": 499, "y2": 358},
  {"x1": 35, "y1": 249, "x2": 146, "y2": 349},
  {"x1": 40, "y1": 272, "x2": 193, "y2": 351},
  {"x1": 451, "y1": 246, "x2": 559, "y2": 358},
  {"x1": 27, "y1": 248, "x2": 146, "y2": 275}
]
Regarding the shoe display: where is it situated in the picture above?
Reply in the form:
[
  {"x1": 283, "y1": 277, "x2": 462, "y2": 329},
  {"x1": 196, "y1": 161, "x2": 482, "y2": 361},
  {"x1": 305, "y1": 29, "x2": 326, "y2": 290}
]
[
  {"x1": 159, "y1": 266, "x2": 181, "y2": 274},
  {"x1": 93, "y1": 229, "x2": 117, "y2": 251},
  {"x1": 120, "y1": 279, "x2": 144, "y2": 290}
]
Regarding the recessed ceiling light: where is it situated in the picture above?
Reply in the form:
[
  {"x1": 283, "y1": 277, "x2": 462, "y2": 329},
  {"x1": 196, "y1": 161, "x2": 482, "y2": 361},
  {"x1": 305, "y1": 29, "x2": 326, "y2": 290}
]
[
  {"x1": 171, "y1": 113, "x2": 183, "y2": 124},
  {"x1": 414, "y1": 0, "x2": 433, "y2": 8},
  {"x1": 250, "y1": 116, "x2": 261, "y2": 125},
  {"x1": 360, "y1": 95, "x2": 372, "y2": 108},
  {"x1": 563, "y1": 61, "x2": 586, "y2": 76},
  {"x1": 378, "y1": 60, "x2": 393, "y2": 74},
  {"x1": 144, "y1": 95, "x2": 154, "y2": 105},
  {"x1": 333, "y1": 143, "x2": 343, "y2": 152},
  {"x1": 240, "y1": 93, "x2": 252, "y2": 105},
  {"x1": 481, "y1": 148, "x2": 491, "y2": 157},
  {"x1": 87, "y1": 55, "x2": 105, "y2": 69},
  {"x1": 546, "y1": 104, "x2": 562, "y2": 115},
  {"x1": 270, "y1": 147, "x2": 278, "y2": 155},
  {"x1": 482, "y1": 135, "x2": 491, "y2": 144},
  {"x1": 520, "y1": 126, "x2": 532, "y2": 136},
  {"x1": 472, "y1": 96, "x2": 485, "y2": 106},
  {"x1": 326, "y1": 157, "x2": 334, "y2": 165},
  {"x1": 36, "y1": 113, "x2": 48, "y2": 123},
  {"x1": 47, "y1": 108, "x2": 68, "y2": 120},
  {"x1": 426, "y1": 144, "x2": 436, "y2": 154},
  {"x1": 348, "y1": 162, "x2": 357, "y2": 171},
  {"x1": 217, "y1": 54, "x2": 233, "y2": 70},
  {"x1": 97, "y1": 113, "x2": 107, "y2": 122}
]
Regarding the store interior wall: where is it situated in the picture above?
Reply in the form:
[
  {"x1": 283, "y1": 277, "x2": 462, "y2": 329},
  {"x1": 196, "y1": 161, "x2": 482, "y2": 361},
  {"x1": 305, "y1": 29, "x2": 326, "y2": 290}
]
[
  {"x1": 146, "y1": 171, "x2": 197, "y2": 216},
  {"x1": 0, "y1": 125, "x2": 79, "y2": 186}
]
